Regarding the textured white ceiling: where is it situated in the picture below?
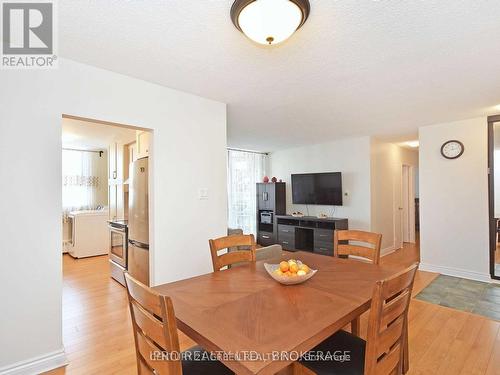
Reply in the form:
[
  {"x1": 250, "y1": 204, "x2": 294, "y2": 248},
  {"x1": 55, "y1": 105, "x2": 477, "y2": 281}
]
[{"x1": 59, "y1": 1, "x2": 500, "y2": 151}]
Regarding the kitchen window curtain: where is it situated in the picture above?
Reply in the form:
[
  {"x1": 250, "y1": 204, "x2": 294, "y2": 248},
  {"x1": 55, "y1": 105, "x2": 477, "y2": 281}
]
[
  {"x1": 62, "y1": 149, "x2": 100, "y2": 217},
  {"x1": 227, "y1": 149, "x2": 268, "y2": 236}
]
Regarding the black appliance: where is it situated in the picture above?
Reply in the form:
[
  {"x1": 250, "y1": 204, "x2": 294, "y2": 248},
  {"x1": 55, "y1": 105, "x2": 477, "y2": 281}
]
[{"x1": 260, "y1": 211, "x2": 273, "y2": 224}]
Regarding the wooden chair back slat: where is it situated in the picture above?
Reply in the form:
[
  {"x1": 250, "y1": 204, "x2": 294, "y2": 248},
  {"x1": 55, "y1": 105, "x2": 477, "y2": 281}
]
[
  {"x1": 136, "y1": 330, "x2": 170, "y2": 374},
  {"x1": 211, "y1": 234, "x2": 254, "y2": 250},
  {"x1": 337, "y1": 244, "x2": 377, "y2": 261},
  {"x1": 381, "y1": 270, "x2": 416, "y2": 300},
  {"x1": 334, "y1": 230, "x2": 382, "y2": 264},
  {"x1": 336, "y1": 229, "x2": 379, "y2": 242},
  {"x1": 130, "y1": 301, "x2": 168, "y2": 350},
  {"x1": 209, "y1": 234, "x2": 256, "y2": 271},
  {"x1": 138, "y1": 357, "x2": 153, "y2": 374},
  {"x1": 125, "y1": 274, "x2": 162, "y2": 317},
  {"x1": 376, "y1": 316, "x2": 404, "y2": 358},
  {"x1": 364, "y1": 263, "x2": 418, "y2": 375},
  {"x1": 125, "y1": 273, "x2": 183, "y2": 375},
  {"x1": 376, "y1": 343, "x2": 402, "y2": 375},
  {"x1": 380, "y1": 291, "x2": 410, "y2": 328},
  {"x1": 216, "y1": 250, "x2": 254, "y2": 269}
]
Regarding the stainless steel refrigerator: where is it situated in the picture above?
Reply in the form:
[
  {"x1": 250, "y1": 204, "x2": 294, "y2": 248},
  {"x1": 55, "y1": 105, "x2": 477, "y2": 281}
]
[{"x1": 128, "y1": 157, "x2": 149, "y2": 285}]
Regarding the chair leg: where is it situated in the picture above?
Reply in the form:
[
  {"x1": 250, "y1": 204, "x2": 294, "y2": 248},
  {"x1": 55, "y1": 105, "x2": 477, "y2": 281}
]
[
  {"x1": 402, "y1": 320, "x2": 409, "y2": 374},
  {"x1": 350, "y1": 316, "x2": 360, "y2": 336}
]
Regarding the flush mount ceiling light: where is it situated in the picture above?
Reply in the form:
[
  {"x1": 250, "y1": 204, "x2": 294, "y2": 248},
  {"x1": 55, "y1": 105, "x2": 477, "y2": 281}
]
[{"x1": 230, "y1": 0, "x2": 310, "y2": 45}]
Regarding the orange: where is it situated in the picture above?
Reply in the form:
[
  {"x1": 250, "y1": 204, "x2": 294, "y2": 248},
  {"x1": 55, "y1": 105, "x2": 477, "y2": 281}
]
[
  {"x1": 274, "y1": 269, "x2": 283, "y2": 276},
  {"x1": 289, "y1": 263, "x2": 299, "y2": 273},
  {"x1": 279, "y1": 261, "x2": 289, "y2": 272},
  {"x1": 285, "y1": 271, "x2": 292, "y2": 276}
]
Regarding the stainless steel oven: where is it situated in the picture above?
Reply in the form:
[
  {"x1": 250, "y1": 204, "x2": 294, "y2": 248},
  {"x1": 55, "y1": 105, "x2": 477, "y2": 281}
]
[{"x1": 108, "y1": 221, "x2": 128, "y2": 268}]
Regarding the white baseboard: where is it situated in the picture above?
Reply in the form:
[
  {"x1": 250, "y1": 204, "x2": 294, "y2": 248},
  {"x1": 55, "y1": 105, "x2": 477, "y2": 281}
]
[
  {"x1": 419, "y1": 263, "x2": 491, "y2": 283},
  {"x1": 381, "y1": 245, "x2": 397, "y2": 256},
  {"x1": 0, "y1": 348, "x2": 67, "y2": 375}
]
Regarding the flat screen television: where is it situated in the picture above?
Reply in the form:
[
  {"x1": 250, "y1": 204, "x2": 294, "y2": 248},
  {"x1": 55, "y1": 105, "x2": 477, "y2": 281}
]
[{"x1": 291, "y1": 172, "x2": 343, "y2": 205}]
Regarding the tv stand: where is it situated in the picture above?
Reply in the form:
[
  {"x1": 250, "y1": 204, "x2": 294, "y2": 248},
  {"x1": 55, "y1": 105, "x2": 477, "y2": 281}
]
[{"x1": 275, "y1": 215, "x2": 348, "y2": 256}]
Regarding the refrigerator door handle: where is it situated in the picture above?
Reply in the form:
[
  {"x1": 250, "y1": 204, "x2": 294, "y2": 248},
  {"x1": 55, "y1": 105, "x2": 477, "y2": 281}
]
[{"x1": 128, "y1": 239, "x2": 149, "y2": 250}]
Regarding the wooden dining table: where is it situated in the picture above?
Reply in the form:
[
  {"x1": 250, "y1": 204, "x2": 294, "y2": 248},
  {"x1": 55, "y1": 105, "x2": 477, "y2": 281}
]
[{"x1": 153, "y1": 251, "x2": 402, "y2": 375}]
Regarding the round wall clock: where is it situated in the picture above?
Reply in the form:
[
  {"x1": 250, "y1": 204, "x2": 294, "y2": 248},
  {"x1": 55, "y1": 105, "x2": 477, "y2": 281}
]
[{"x1": 440, "y1": 140, "x2": 464, "y2": 159}]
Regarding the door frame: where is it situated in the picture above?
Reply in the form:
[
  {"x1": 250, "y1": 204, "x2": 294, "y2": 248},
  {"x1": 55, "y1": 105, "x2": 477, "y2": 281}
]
[
  {"x1": 488, "y1": 115, "x2": 500, "y2": 280},
  {"x1": 61, "y1": 114, "x2": 155, "y2": 284},
  {"x1": 401, "y1": 164, "x2": 416, "y2": 244}
]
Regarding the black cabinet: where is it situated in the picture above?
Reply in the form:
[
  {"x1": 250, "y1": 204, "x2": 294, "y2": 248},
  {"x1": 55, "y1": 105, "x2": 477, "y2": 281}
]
[
  {"x1": 258, "y1": 231, "x2": 274, "y2": 247},
  {"x1": 257, "y1": 184, "x2": 268, "y2": 210},
  {"x1": 276, "y1": 215, "x2": 348, "y2": 256},
  {"x1": 257, "y1": 182, "x2": 285, "y2": 212},
  {"x1": 256, "y1": 182, "x2": 286, "y2": 246}
]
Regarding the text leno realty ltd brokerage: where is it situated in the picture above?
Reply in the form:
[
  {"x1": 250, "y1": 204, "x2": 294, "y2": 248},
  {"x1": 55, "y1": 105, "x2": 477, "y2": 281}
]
[{"x1": 1, "y1": 1, "x2": 57, "y2": 69}]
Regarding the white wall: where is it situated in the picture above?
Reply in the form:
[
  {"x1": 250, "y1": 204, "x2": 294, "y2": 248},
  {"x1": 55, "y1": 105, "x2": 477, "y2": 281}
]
[
  {"x1": 370, "y1": 140, "x2": 418, "y2": 251},
  {"x1": 269, "y1": 137, "x2": 372, "y2": 230},
  {"x1": 0, "y1": 59, "x2": 227, "y2": 373},
  {"x1": 268, "y1": 137, "x2": 419, "y2": 253},
  {"x1": 419, "y1": 117, "x2": 489, "y2": 281}
]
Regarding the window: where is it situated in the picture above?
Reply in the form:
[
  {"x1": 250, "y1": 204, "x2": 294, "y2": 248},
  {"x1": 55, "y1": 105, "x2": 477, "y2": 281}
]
[
  {"x1": 227, "y1": 149, "x2": 267, "y2": 235},
  {"x1": 62, "y1": 149, "x2": 100, "y2": 212}
]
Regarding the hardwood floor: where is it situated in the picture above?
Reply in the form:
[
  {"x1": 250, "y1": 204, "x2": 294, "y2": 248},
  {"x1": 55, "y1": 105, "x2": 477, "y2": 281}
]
[
  {"x1": 44, "y1": 255, "x2": 195, "y2": 375},
  {"x1": 45, "y1": 245, "x2": 500, "y2": 375}
]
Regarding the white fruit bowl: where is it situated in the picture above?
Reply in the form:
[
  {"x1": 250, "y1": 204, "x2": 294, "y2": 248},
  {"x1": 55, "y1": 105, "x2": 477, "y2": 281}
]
[{"x1": 264, "y1": 261, "x2": 317, "y2": 285}]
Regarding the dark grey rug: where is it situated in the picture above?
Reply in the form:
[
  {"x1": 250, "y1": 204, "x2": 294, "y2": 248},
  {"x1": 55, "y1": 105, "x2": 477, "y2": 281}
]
[{"x1": 415, "y1": 275, "x2": 500, "y2": 320}]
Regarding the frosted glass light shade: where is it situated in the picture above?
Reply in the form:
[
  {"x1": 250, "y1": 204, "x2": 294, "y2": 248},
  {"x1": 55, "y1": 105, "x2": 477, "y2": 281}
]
[{"x1": 231, "y1": 0, "x2": 309, "y2": 45}]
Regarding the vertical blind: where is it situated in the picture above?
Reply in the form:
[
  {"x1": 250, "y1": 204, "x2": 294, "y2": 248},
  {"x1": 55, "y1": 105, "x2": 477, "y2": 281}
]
[{"x1": 227, "y1": 149, "x2": 268, "y2": 235}]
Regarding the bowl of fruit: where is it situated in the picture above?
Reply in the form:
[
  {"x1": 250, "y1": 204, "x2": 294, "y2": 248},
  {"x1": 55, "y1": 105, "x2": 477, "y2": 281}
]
[{"x1": 264, "y1": 259, "x2": 317, "y2": 285}]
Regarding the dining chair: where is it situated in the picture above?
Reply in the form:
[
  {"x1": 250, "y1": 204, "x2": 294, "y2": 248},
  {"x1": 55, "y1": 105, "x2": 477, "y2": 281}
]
[
  {"x1": 334, "y1": 229, "x2": 383, "y2": 265},
  {"x1": 209, "y1": 234, "x2": 256, "y2": 272},
  {"x1": 298, "y1": 263, "x2": 418, "y2": 375},
  {"x1": 227, "y1": 227, "x2": 244, "y2": 252},
  {"x1": 334, "y1": 229, "x2": 383, "y2": 336},
  {"x1": 124, "y1": 273, "x2": 233, "y2": 375},
  {"x1": 256, "y1": 244, "x2": 283, "y2": 262}
]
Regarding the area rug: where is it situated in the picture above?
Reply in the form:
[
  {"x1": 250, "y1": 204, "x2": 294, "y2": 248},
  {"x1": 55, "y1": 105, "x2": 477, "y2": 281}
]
[{"x1": 415, "y1": 275, "x2": 500, "y2": 320}]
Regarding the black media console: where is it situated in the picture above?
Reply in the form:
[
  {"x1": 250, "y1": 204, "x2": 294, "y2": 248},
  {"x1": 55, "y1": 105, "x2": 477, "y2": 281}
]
[{"x1": 275, "y1": 215, "x2": 348, "y2": 256}]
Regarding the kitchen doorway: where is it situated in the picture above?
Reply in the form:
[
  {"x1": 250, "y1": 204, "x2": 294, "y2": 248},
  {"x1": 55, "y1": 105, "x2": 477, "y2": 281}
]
[{"x1": 61, "y1": 114, "x2": 153, "y2": 286}]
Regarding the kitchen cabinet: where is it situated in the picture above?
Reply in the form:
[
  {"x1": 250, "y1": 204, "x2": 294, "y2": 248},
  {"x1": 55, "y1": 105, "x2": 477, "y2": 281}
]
[
  {"x1": 108, "y1": 184, "x2": 124, "y2": 221},
  {"x1": 136, "y1": 131, "x2": 151, "y2": 159},
  {"x1": 108, "y1": 142, "x2": 124, "y2": 183},
  {"x1": 129, "y1": 142, "x2": 137, "y2": 163},
  {"x1": 108, "y1": 141, "x2": 128, "y2": 221}
]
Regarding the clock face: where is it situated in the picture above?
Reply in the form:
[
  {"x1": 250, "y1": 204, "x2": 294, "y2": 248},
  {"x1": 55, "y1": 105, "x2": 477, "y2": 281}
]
[{"x1": 441, "y1": 140, "x2": 464, "y2": 159}]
